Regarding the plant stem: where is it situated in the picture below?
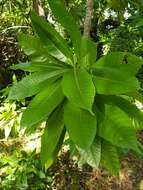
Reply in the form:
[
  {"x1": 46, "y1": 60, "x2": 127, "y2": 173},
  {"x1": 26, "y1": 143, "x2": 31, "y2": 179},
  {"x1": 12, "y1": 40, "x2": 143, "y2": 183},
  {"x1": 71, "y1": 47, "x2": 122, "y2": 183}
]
[{"x1": 83, "y1": 0, "x2": 94, "y2": 38}]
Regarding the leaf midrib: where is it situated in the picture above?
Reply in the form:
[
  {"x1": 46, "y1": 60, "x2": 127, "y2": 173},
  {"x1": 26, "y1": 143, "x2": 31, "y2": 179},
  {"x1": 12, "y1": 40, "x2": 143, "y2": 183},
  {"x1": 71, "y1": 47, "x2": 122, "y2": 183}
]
[{"x1": 74, "y1": 69, "x2": 87, "y2": 108}]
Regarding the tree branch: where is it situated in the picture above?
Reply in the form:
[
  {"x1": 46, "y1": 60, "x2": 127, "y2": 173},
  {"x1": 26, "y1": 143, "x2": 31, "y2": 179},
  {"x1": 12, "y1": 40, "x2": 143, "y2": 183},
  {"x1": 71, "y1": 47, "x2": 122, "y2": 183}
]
[
  {"x1": 83, "y1": 0, "x2": 94, "y2": 38},
  {"x1": 32, "y1": 0, "x2": 45, "y2": 18}
]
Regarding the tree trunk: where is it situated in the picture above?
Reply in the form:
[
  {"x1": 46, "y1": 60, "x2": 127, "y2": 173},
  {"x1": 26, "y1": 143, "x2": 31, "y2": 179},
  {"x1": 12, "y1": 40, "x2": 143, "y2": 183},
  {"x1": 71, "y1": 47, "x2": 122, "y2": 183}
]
[
  {"x1": 32, "y1": 0, "x2": 45, "y2": 18},
  {"x1": 83, "y1": 0, "x2": 94, "y2": 38}
]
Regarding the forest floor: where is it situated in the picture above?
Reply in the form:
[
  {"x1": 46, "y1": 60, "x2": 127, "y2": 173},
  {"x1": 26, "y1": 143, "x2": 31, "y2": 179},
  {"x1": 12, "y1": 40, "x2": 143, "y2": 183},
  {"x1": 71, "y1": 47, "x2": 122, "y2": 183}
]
[
  {"x1": 1, "y1": 132, "x2": 143, "y2": 190},
  {"x1": 48, "y1": 150, "x2": 143, "y2": 190},
  {"x1": 48, "y1": 132, "x2": 143, "y2": 190}
]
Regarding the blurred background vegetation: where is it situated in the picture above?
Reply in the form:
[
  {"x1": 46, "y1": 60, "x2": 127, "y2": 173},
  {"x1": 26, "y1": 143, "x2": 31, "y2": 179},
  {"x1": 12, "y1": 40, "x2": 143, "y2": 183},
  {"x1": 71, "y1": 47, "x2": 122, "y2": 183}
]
[{"x1": 1, "y1": 0, "x2": 143, "y2": 189}]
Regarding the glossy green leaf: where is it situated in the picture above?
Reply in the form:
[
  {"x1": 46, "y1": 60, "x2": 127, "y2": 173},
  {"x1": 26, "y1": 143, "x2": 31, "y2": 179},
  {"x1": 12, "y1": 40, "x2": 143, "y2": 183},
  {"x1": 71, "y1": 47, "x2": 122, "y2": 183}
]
[
  {"x1": 125, "y1": 53, "x2": 143, "y2": 75},
  {"x1": 92, "y1": 67, "x2": 139, "y2": 95},
  {"x1": 47, "y1": 0, "x2": 81, "y2": 60},
  {"x1": 64, "y1": 101, "x2": 97, "y2": 149},
  {"x1": 31, "y1": 11, "x2": 73, "y2": 62},
  {"x1": 40, "y1": 106, "x2": 65, "y2": 167},
  {"x1": 62, "y1": 68, "x2": 95, "y2": 112},
  {"x1": 94, "y1": 52, "x2": 142, "y2": 75},
  {"x1": 18, "y1": 32, "x2": 67, "y2": 63},
  {"x1": 18, "y1": 33, "x2": 42, "y2": 56},
  {"x1": 21, "y1": 81, "x2": 64, "y2": 127},
  {"x1": 10, "y1": 62, "x2": 36, "y2": 72},
  {"x1": 78, "y1": 137, "x2": 101, "y2": 168},
  {"x1": 91, "y1": 52, "x2": 140, "y2": 95},
  {"x1": 98, "y1": 104, "x2": 139, "y2": 152},
  {"x1": 101, "y1": 140, "x2": 120, "y2": 175},
  {"x1": 11, "y1": 61, "x2": 71, "y2": 72},
  {"x1": 100, "y1": 95, "x2": 143, "y2": 130},
  {"x1": 80, "y1": 37, "x2": 97, "y2": 67},
  {"x1": 9, "y1": 70, "x2": 64, "y2": 100},
  {"x1": 94, "y1": 52, "x2": 125, "y2": 66}
]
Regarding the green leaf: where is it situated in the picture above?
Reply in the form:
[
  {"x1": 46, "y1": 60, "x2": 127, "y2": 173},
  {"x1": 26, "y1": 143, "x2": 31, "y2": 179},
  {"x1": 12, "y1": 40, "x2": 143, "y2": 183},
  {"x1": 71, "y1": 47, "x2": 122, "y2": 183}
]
[
  {"x1": 98, "y1": 104, "x2": 139, "y2": 152},
  {"x1": 30, "y1": 11, "x2": 73, "y2": 62},
  {"x1": 92, "y1": 52, "x2": 142, "y2": 95},
  {"x1": 11, "y1": 61, "x2": 71, "y2": 73},
  {"x1": 78, "y1": 137, "x2": 101, "y2": 168},
  {"x1": 94, "y1": 52, "x2": 142, "y2": 75},
  {"x1": 100, "y1": 95, "x2": 143, "y2": 130},
  {"x1": 92, "y1": 67, "x2": 139, "y2": 95},
  {"x1": 80, "y1": 37, "x2": 97, "y2": 67},
  {"x1": 30, "y1": 60, "x2": 71, "y2": 71},
  {"x1": 47, "y1": 0, "x2": 81, "y2": 60},
  {"x1": 101, "y1": 140, "x2": 120, "y2": 175},
  {"x1": 94, "y1": 52, "x2": 125, "y2": 66},
  {"x1": 125, "y1": 53, "x2": 143, "y2": 75},
  {"x1": 62, "y1": 68, "x2": 95, "y2": 112},
  {"x1": 10, "y1": 62, "x2": 36, "y2": 72},
  {"x1": 18, "y1": 33, "x2": 43, "y2": 56},
  {"x1": 21, "y1": 80, "x2": 64, "y2": 127},
  {"x1": 64, "y1": 101, "x2": 97, "y2": 149},
  {"x1": 8, "y1": 70, "x2": 64, "y2": 100},
  {"x1": 40, "y1": 105, "x2": 65, "y2": 167},
  {"x1": 18, "y1": 33, "x2": 68, "y2": 63}
]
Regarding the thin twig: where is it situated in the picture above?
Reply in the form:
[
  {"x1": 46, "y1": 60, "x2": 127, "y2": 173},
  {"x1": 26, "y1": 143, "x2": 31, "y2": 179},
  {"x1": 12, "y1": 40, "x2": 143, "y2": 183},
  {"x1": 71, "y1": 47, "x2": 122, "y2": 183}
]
[{"x1": 1, "y1": 26, "x2": 31, "y2": 34}]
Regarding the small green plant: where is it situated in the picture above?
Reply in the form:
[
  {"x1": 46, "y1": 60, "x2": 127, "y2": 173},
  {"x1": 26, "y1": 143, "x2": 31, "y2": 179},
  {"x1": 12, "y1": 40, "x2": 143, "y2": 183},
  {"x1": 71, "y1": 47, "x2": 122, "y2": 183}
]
[
  {"x1": 0, "y1": 149, "x2": 52, "y2": 189},
  {"x1": 9, "y1": 0, "x2": 143, "y2": 175},
  {"x1": 0, "y1": 100, "x2": 22, "y2": 139}
]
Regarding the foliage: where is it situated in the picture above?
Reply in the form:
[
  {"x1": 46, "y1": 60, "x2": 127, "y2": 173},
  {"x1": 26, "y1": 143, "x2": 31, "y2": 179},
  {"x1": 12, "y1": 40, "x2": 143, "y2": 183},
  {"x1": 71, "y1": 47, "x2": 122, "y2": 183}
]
[
  {"x1": 1, "y1": 140, "x2": 143, "y2": 189},
  {"x1": 0, "y1": 148, "x2": 53, "y2": 189},
  {"x1": 0, "y1": 0, "x2": 32, "y2": 34},
  {"x1": 8, "y1": 0, "x2": 143, "y2": 176},
  {"x1": 0, "y1": 99, "x2": 23, "y2": 139},
  {"x1": 0, "y1": 143, "x2": 94, "y2": 190}
]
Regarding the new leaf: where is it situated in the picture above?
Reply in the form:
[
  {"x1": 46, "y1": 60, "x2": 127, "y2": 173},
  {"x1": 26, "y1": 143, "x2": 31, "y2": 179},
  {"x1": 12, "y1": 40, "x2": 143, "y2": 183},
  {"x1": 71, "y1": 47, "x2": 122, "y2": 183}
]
[{"x1": 62, "y1": 68, "x2": 95, "y2": 112}]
